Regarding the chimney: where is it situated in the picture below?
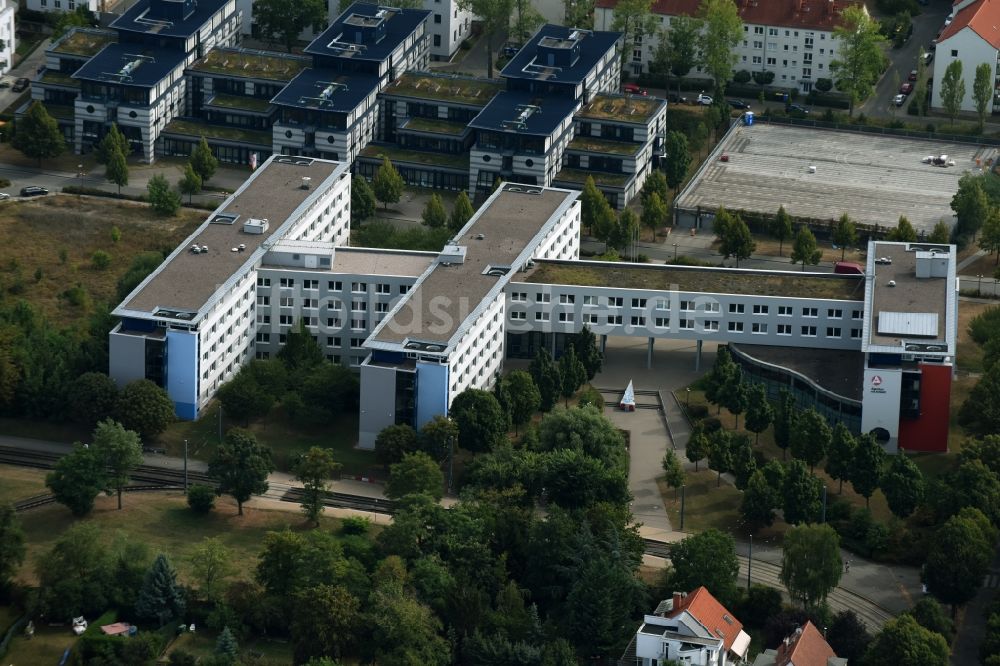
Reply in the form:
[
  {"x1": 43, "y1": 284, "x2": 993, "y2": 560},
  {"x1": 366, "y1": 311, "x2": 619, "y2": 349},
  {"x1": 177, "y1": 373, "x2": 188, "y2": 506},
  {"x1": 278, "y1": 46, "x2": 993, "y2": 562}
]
[
  {"x1": 672, "y1": 592, "x2": 684, "y2": 609},
  {"x1": 827, "y1": 0, "x2": 835, "y2": 16},
  {"x1": 301, "y1": 176, "x2": 311, "y2": 190}
]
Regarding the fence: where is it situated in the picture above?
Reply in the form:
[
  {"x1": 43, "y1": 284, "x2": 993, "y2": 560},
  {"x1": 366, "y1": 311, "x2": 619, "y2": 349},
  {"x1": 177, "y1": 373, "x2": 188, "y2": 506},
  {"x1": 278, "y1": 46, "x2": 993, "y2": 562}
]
[
  {"x1": 959, "y1": 276, "x2": 1000, "y2": 298},
  {"x1": 757, "y1": 114, "x2": 1000, "y2": 147},
  {"x1": 0, "y1": 614, "x2": 28, "y2": 659}
]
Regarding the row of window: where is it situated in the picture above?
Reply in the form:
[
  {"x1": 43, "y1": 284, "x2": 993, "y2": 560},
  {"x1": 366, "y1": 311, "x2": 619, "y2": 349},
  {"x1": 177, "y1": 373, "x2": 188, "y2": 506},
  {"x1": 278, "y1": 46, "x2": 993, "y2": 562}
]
[
  {"x1": 257, "y1": 296, "x2": 391, "y2": 314},
  {"x1": 260, "y1": 277, "x2": 406, "y2": 295},
  {"x1": 256, "y1": 333, "x2": 366, "y2": 349}
]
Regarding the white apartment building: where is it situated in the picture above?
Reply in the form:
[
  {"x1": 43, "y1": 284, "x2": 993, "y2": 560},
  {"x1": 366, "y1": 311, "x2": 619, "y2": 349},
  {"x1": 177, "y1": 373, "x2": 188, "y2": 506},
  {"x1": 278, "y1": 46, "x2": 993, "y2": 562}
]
[
  {"x1": 931, "y1": 0, "x2": 1000, "y2": 113},
  {"x1": 26, "y1": 0, "x2": 99, "y2": 12},
  {"x1": 0, "y1": 0, "x2": 15, "y2": 78},
  {"x1": 424, "y1": 0, "x2": 474, "y2": 61},
  {"x1": 595, "y1": 0, "x2": 863, "y2": 94}
]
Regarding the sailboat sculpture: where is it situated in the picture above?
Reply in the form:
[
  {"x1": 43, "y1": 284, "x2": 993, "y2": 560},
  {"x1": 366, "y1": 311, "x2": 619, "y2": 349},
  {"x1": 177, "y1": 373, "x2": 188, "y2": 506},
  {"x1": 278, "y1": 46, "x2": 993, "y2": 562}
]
[{"x1": 619, "y1": 380, "x2": 636, "y2": 412}]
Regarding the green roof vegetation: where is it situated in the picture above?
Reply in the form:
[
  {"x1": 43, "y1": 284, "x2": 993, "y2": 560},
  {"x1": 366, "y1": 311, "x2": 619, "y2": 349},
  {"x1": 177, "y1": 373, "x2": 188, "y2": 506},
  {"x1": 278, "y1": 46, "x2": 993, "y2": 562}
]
[
  {"x1": 384, "y1": 74, "x2": 501, "y2": 106},
  {"x1": 40, "y1": 71, "x2": 80, "y2": 87},
  {"x1": 567, "y1": 137, "x2": 640, "y2": 156},
  {"x1": 402, "y1": 117, "x2": 468, "y2": 135},
  {"x1": 576, "y1": 94, "x2": 664, "y2": 122},
  {"x1": 163, "y1": 119, "x2": 272, "y2": 146},
  {"x1": 554, "y1": 168, "x2": 632, "y2": 188},
  {"x1": 207, "y1": 94, "x2": 272, "y2": 113},
  {"x1": 51, "y1": 30, "x2": 114, "y2": 57},
  {"x1": 360, "y1": 145, "x2": 469, "y2": 170},
  {"x1": 190, "y1": 50, "x2": 309, "y2": 81},
  {"x1": 44, "y1": 104, "x2": 75, "y2": 120},
  {"x1": 525, "y1": 262, "x2": 865, "y2": 300}
]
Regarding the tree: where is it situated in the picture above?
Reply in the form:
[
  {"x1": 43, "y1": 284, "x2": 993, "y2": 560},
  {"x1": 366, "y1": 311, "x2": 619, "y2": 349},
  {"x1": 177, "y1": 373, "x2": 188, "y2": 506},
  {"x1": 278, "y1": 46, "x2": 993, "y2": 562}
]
[
  {"x1": 0, "y1": 503, "x2": 25, "y2": 588},
  {"x1": 215, "y1": 626, "x2": 238, "y2": 658},
  {"x1": 529, "y1": 348, "x2": 562, "y2": 412},
  {"x1": 705, "y1": 345, "x2": 736, "y2": 414},
  {"x1": 652, "y1": 15, "x2": 701, "y2": 99},
  {"x1": 611, "y1": 0, "x2": 657, "y2": 79},
  {"x1": 974, "y1": 62, "x2": 992, "y2": 133},
  {"x1": 940, "y1": 59, "x2": 966, "y2": 127},
  {"x1": 781, "y1": 524, "x2": 842, "y2": 610},
  {"x1": 255, "y1": 0, "x2": 326, "y2": 51},
  {"x1": 641, "y1": 170, "x2": 668, "y2": 209},
  {"x1": 952, "y1": 175, "x2": 990, "y2": 243},
  {"x1": 832, "y1": 213, "x2": 857, "y2": 260},
  {"x1": 662, "y1": 449, "x2": 685, "y2": 498},
  {"x1": 888, "y1": 214, "x2": 918, "y2": 242},
  {"x1": 352, "y1": 175, "x2": 377, "y2": 225},
  {"x1": 504, "y1": 370, "x2": 541, "y2": 434},
  {"x1": 187, "y1": 484, "x2": 215, "y2": 513},
  {"x1": 924, "y1": 511, "x2": 994, "y2": 612},
  {"x1": 189, "y1": 537, "x2": 235, "y2": 602},
  {"x1": 851, "y1": 433, "x2": 885, "y2": 507},
  {"x1": 115, "y1": 378, "x2": 174, "y2": 439},
  {"x1": 782, "y1": 459, "x2": 822, "y2": 525},
  {"x1": 830, "y1": 5, "x2": 887, "y2": 116},
  {"x1": 961, "y1": 434, "x2": 1000, "y2": 475},
  {"x1": 790, "y1": 408, "x2": 831, "y2": 473},
  {"x1": 826, "y1": 610, "x2": 872, "y2": 665},
  {"x1": 825, "y1": 423, "x2": 856, "y2": 494},
  {"x1": 707, "y1": 429, "x2": 733, "y2": 487},
  {"x1": 91, "y1": 419, "x2": 143, "y2": 510},
  {"x1": 558, "y1": 345, "x2": 587, "y2": 406},
  {"x1": 741, "y1": 470, "x2": 779, "y2": 529},
  {"x1": 12, "y1": 101, "x2": 66, "y2": 166},
  {"x1": 53, "y1": 7, "x2": 94, "y2": 38},
  {"x1": 95, "y1": 123, "x2": 128, "y2": 165},
  {"x1": 864, "y1": 614, "x2": 949, "y2": 666},
  {"x1": 451, "y1": 389, "x2": 506, "y2": 453},
  {"x1": 421, "y1": 193, "x2": 447, "y2": 228},
  {"x1": 105, "y1": 142, "x2": 129, "y2": 196},
  {"x1": 277, "y1": 319, "x2": 324, "y2": 376},
  {"x1": 641, "y1": 191, "x2": 667, "y2": 241},
  {"x1": 449, "y1": 191, "x2": 475, "y2": 232},
  {"x1": 216, "y1": 371, "x2": 273, "y2": 425},
  {"x1": 928, "y1": 220, "x2": 951, "y2": 244},
  {"x1": 372, "y1": 156, "x2": 404, "y2": 209},
  {"x1": 744, "y1": 384, "x2": 773, "y2": 444},
  {"x1": 881, "y1": 454, "x2": 924, "y2": 519},
  {"x1": 46, "y1": 445, "x2": 106, "y2": 517},
  {"x1": 668, "y1": 529, "x2": 739, "y2": 607},
  {"x1": 178, "y1": 162, "x2": 202, "y2": 204},
  {"x1": 790, "y1": 226, "x2": 822, "y2": 270},
  {"x1": 936, "y1": 460, "x2": 1000, "y2": 525},
  {"x1": 612, "y1": 208, "x2": 641, "y2": 253},
  {"x1": 718, "y1": 367, "x2": 748, "y2": 428},
  {"x1": 418, "y1": 415, "x2": 459, "y2": 464},
  {"x1": 907, "y1": 597, "x2": 953, "y2": 643},
  {"x1": 208, "y1": 428, "x2": 274, "y2": 516},
  {"x1": 564, "y1": 0, "x2": 595, "y2": 29},
  {"x1": 369, "y1": 587, "x2": 451, "y2": 665},
  {"x1": 295, "y1": 446, "x2": 341, "y2": 526},
  {"x1": 291, "y1": 584, "x2": 360, "y2": 663},
  {"x1": 730, "y1": 433, "x2": 756, "y2": 490},
  {"x1": 135, "y1": 553, "x2": 186, "y2": 626},
  {"x1": 719, "y1": 214, "x2": 756, "y2": 267},
  {"x1": 148, "y1": 173, "x2": 180, "y2": 215},
  {"x1": 457, "y1": 0, "x2": 514, "y2": 78},
  {"x1": 190, "y1": 136, "x2": 218, "y2": 183},
  {"x1": 387, "y1": 451, "x2": 445, "y2": 501},
  {"x1": 69, "y1": 372, "x2": 118, "y2": 428},
  {"x1": 582, "y1": 177, "x2": 617, "y2": 249},
  {"x1": 699, "y1": 0, "x2": 743, "y2": 99},
  {"x1": 686, "y1": 427, "x2": 709, "y2": 472},
  {"x1": 375, "y1": 423, "x2": 419, "y2": 468},
  {"x1": 663, "y1": 131, "x2": 692, "y2": 197},
  {"x1": 572, "y1": 325, "x2": 603, "y2": 380},
  {"x1": 770, "y1": 206, "x2": 794, "y2": 256}
]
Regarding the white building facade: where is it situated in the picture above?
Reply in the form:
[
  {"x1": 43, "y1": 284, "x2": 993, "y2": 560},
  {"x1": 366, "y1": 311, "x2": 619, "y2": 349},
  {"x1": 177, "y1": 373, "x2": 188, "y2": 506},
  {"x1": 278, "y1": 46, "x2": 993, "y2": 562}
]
[
  {"x1": 0, "y1": 0, "x2": 15, "y2": 77},
  {"x1": 26, "y1": 0, "x2": 99, "y2": 13},
  {"x1": 931, "y1": 0, "x2": 1000, "y2": 113}
]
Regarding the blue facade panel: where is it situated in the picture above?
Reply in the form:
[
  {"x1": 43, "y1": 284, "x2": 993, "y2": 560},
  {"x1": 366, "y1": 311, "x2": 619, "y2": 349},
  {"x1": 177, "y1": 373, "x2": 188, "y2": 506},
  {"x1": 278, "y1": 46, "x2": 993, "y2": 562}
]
[
  {"x1": 166, "y1": 329, "x2": 199, "y2": 420},
  {"x1": 121, "y1": 317, "x2": 157, "y2": 332},
  {"x1": 415, "y1": 361, "x2": 449, "y2": 430}
]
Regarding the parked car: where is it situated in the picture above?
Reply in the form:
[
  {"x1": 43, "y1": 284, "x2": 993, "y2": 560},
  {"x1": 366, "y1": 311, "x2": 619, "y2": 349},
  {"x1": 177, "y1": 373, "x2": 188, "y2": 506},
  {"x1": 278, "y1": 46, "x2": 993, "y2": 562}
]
[
  {"x1": 667, "y1": 93, "x2": 689, "y2": 104},
  {"x1": 894, "y1": 93, "x2": 907, "y2": 106},
  {"x1": 623, "y1": 82, "x2": 648, "y2": 96},
  {"x1": 900, "y1": 82, "x2": 913, "y2": 95},
  {"x1": 19, "y1": 186, "x2": 48, "y2": 197},
  {"x1": 696, "y1": 93, "x2": 713, "y2": 105},
  {"x1": 11, "y1": 78, "x2": 29, "y2": 92},
  {"x1": 923, "y1": 51, "x2": 934, "y2": 65},
  {"x1": 0, "y1": 81, "x2": 9, "y2": 89},
  {"x1": 908, "y1": 69, "x2": 918, "y2": 81},
  {"x1": 874, "y1": 257, "x2": 893, "y2": 265},
  {"x1": 786, "y1": 103, "x2": 809, "y2": 115},
  {"x1": 501, "y1": 42, "x2": 521, "y2": 58},
  {"x1": 0, "y1": 193, "x2": 9, "y2": 200},
  {"x1": 727, "y1": 99, "x2": 750, "y2": 109}
]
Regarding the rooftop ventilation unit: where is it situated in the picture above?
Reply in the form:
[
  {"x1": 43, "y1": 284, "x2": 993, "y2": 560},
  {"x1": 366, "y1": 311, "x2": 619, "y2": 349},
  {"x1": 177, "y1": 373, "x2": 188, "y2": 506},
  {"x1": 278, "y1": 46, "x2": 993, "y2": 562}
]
[
  {"x1": 101, "y1": 53, "x2": 155, "y2": 83},
  {"x1": 210, "y1": 212, "x2": 239, "y2": 225},
  {"x1": 243, "y1": 218, "x2": 269, "y2": 235},
  {"x1": 301, "y1": 177, "x2": 312, "y2": 190},
  {"x1": 298, "y1": 81, "x2": 349, "y2": 108}
]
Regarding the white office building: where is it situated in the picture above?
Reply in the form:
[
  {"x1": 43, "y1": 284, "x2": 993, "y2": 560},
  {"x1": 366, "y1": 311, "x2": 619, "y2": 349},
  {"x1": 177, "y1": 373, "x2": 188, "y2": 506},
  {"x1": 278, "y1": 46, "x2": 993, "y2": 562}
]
[
  {"x1": 0, "y1": 0, "x2": 15, "y2": 78},
  {"x1": 25, "y1": 0, "x2": 99, "y2": 13}
]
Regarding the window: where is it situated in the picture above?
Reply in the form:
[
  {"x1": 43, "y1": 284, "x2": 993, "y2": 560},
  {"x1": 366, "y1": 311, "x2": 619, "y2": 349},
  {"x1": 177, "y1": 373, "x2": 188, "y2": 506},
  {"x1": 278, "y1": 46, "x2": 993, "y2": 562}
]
[
  {"x1": 754, "y1": 26, "x2": 764, "y2": 34},
  {"x1": 351, "y1": 318, "x2": 366, "y2": 329},
  {"x1": 279, "y1": 315, "x2": 293, "y2": 325},
  {"x1": 655, "y1": 317, "x2": 669, "y2": 328},
  {"x1": 351, "y1": 282, "x2": 366, "y2": 292},
  {"x1": 769, "y1": 27, "x2": 778, "y2": 35},
  {"x1": 826, "y1": 327, "x2": 842, "y2": 337},
  {"x1": 852, "y1": 310, "x2": 863, "y2": 320},
  {"x1": 951, "y1": 49, "x2": 958, "y2": 57},
  {"x1": 777, "y1": 324, "x2": 792, "y2": 335},
  {"x1": 631, "y1": 316, "x2": 646, "y2": 326},
  {"x1": 434, "y1": 13, "x2": 441, "y2": 22},
  {"x1": 400, "y1": 285, "x2": 410, "y2": 294},
  {"x1": 511, "y1": 292, "x2": 527, "y2": 302},
  {"x1": 680, "y1": 300, "x2": 695, "y2": 312},
  {"x1": 302, "y1": 299, "x2": 318, "y2": 309},
  {"x1": 559, "y1": 312, "x2": 575, "y2": 322},
  {"x1": 255, "y1": 332, "x2": 270, "y2": 343},
  {"x1": 536, "y1": 293, "x2": 551, "y2": 303},
  {"x1": 535, "y1": 312, "x2": 550, "y2": 322},
  {"x1": 303, "y1": 279, "x2": 318, "y2": 290},
  {"x1": 753, "y1": 41, "x2": 763, "y2": 49},
  {"x1": 608, "y1": 315, "x2": 623, "y2": 325},
  {"x1": 631, "y1": 297, "x2": 647, "y2": 308},
  {"x1": 752, "y1": 56, "x2": 762, "y2": 65},
  {"x1": 752, "y1": 323, "x2": 768, "y2": 334},
  {"x1": 327, "y1": 317, "x2": 341, "y2": 327},
  {"x1": 778, "y1": 306, "x2": 792, "y2": 316},
  {"x1": 329, "y1": 280, "x2": 342, "y2": 290},
  {"x1": 329, "y1": 300, "x2": 342, "y2": 310},
  {"x1": 801, "y1": 325, "x2": 817, "y2": 336},
  {"x1": 279, "y1": 278, "x2": 295, "y2": 288},
  {"x1": 767, "y1": 57, "x2": 776, "y2": 66},
  {"x1": 828, "y1": 308, "x2": 843, "y2": 319},
  {"x1": 257, "y1": 296, "x2": 270, "y2": 306},
  {"x1": 704, "y1": 302, "x2": 721, "y2": 313},
  {"x1": 802, "y1": 307, "x2": 818, "y2": 317},
  {"x1": 728, "y1": 321, "x2": 744, "y2": 332},
  {"x1": 560, "y1": 294, "x2": 576, "y2": 304},
  {"x1": 257, "y1": 277, "x2": 270, "y2": 287},
  {"x1": 753, "y1": 304, "x2": 769, "y2": 315},
  {"x1": 326, "y1": 336, "x2": 341, "y2": 347},
  {"x1": 511, "y1": 311, "x2": 526, "y2": 320},
  {"x1": 258, "y1": 314, "x2": 271, "y2": 324},
  {"x1": 583, "y1": 295, "x2": 597, "y2": 306},
  {"x1": 351, "y1": 300, "x2": 367, "y2": 311},
  {"x1": 585, "y1": 313, "x2": 598, "y2": 324},
  {"x1": 609, "y1": 297, "x2": 623, "y2": 307},
  {"x1": 279, "y1": 297, "x2": 294, "y2": 307},
  {"x1": 351, "y1": 338, "x2": 364, "y2": 348},
  {"x1": 851, "y1": 328, "x2": 862, "y2": 339},
  {"x1": 376, "y1": 302, "x2": 389, "y2": 313},
  {"x1": 655, "y1": 299, "x2": 670, "y2": 310},
  {"x1": 433, "y1": 34, "x2": 441, "y2": 46},
  {"x1": 679, "y1": 319, "x2": 694, "y2": 330},
  {"x1": 632, "y1": 48, "x2": 642, "y2": 61},
  {"x1": 704, "y1": 320, "x2": 719, "y2": 331},
  {"x1": 729, "y1": 303, "x2": 745, "y2": 314},
  {"x1": 376, "y1": 283, "x2": 390, "y2": 294}
]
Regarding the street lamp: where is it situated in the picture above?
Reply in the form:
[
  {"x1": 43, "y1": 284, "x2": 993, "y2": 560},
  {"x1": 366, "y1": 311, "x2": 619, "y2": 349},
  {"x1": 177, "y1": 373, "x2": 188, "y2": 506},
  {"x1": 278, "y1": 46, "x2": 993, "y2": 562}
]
[
  {"x1": 673, "y1": 243, "x2": 679, "y2": 261},
  {"x1": 979, "y1": 274, "x2": 984, "y2": 297},
  {"x1": 686, "y1": 387, "x2": 691, "y2": 408}
]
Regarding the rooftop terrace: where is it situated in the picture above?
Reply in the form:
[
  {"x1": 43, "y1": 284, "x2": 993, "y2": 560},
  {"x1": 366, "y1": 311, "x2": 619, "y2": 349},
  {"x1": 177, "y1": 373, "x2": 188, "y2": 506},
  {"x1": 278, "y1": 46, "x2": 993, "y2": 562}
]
[
  {"x1": 190, "y1": 49, "x2": 310, "y2": 81},
  {"x1": 51, "y1": 29, "x2": 115, "y2": 57},
  {"x1": 523, "y1": 260, "x2": 865, "y2": 300},
  {"x1": 262, "y1": 247, "x2": 435, "y2": 276},
  {"x1": 383, "y1": 73, "x2": 502, "y2": 106},
  {"x1": 360, "y1": 144, "x2": 470, "y2": 170},
  {"x1": 567, "y1": 136, "x2": 641, "y2": 156},
  {"x1": 575, "y1": 94, "x2": 665, "y2": 123},
  {"x1": 163, "y1": 119, "x2": 272, "y2": 146}
]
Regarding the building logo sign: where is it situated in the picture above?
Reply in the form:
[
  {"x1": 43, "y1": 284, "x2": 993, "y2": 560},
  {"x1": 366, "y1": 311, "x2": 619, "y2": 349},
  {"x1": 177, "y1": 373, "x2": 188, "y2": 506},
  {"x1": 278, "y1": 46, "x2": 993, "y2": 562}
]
[{"x1": 870, "y1": 375, "x2": 886, "y2": 394}]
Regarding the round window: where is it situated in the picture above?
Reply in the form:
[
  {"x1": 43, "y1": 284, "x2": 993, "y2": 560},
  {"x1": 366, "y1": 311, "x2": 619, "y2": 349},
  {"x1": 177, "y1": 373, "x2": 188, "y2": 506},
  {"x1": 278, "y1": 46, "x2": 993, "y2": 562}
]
[
  {"x1": 129, "y1": 110, "x2": 137, "y2": 119},
  {"x1": 285, "y1": 130, "x2": 293, "y2": 139},
  {"x1": 525, "y1": 158, "x2": 534, "y2": 167},
  {"x1": 86, "y1": 105, "x2": 94, "y2": 113},
  {"x1": 327, "y1": 136, "x2": 335, "y2": 144},
  {"x1": 482, "y1": 154, "x2": 491, "y2": 162}
]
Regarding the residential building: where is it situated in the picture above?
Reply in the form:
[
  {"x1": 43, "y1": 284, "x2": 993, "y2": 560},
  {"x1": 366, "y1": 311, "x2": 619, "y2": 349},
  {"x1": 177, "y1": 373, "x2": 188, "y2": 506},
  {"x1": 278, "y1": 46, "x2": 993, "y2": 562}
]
[
  {"x1": 624, "y1": 587, "x2": 751, "y2": 666},
  {"x1": 594, "y1": 0, "x2": 865, "y2": 93},
  {"x1": 0, "y1": 0, "x2": 15, "y2": 78},
  {"x1": 931, "y1": 0, "x2": 1000, "y2": 113},
  {"x1": 753, "y1": 621, "x2": 847, "y2": 666},
  {"x1": 25, "y1": 0, "x2": 99, "y2": 12},
  {"x1": 422, "y1": 0, "x2": 475, "y2": 61}
]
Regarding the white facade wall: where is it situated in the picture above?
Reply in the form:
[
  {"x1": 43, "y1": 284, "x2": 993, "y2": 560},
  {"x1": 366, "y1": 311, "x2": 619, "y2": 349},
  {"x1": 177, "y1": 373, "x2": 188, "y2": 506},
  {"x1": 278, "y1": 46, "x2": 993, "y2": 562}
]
[
  {"x1": 469, "y1": 113, "x2": 577, "y2": 197},
  {"x1": 448, "y1": 293, "x2": 505, "y2": 397},
  {"x1": 196, "y1": 271, "x2": 257, "y2": 408},
  {"x1": 273, "y1": 87, "x2": 380, "y2": 163},
  {"x1": 426, "y1": 0, "x2": 474, "y2": 61},
  {"x1": 26, "y1": 0, "x2": 98, "y2": 12},
  {"x1": 0, "y1": 1, "x2": 14, "y2": 77},
  {"x1": 931, "y1": 27, "x2": 996, "y2": 112}
]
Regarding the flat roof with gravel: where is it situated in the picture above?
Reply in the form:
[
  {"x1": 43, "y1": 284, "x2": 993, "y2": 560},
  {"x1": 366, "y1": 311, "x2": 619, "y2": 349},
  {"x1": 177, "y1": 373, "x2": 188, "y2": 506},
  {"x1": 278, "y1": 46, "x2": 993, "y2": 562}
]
[{"x1": 675, "y1": 123, "x2": 986, "y2": 234}]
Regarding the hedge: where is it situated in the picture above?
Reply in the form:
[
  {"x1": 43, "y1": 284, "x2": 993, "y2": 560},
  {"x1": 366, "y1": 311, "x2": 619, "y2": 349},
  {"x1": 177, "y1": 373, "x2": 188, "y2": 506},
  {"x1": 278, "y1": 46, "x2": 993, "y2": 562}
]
[{"x1": 804, "y1": 91, "x2": 851, "y2": 109}]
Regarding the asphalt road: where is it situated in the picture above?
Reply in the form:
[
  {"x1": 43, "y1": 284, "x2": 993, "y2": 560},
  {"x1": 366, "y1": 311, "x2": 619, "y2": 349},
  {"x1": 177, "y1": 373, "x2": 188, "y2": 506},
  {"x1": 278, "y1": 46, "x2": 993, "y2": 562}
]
[{"x1": 0, "y1": 35, "x2": 52, "y2": 113}]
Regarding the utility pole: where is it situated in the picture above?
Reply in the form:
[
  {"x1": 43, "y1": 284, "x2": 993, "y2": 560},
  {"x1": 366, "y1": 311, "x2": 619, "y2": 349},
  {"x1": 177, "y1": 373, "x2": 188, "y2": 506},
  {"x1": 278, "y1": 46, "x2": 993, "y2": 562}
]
[
  {"x1": 218, "y1": 405, "x2": 223, "y2": 442},
  {"x1": 679, "y1": 485, "x2": 686, "y2": 530},
  {"x1": 747, "y1": 534, "x2": 753, "y2": 591},
  {"x1": 447, "y1": 434, "x2": 455, "y2": 495},
  {"x1": 821, "y1": 485, "x2": 827, "y2": 523},
  {"x1": 183, "y1": 439, "x2": 189, "y2": 493}
]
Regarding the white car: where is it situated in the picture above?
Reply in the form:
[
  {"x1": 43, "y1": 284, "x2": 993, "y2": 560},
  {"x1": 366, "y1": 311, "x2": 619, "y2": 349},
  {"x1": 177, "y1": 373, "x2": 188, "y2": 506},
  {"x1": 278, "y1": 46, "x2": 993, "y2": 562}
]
[
  {"x1": 893, "y1": 94, "x2": 906, "y2": 106},
  {"x1": 0, "y1": 193, "x2": 9, "y2": 200},
  {"x1": 875, "y1": 257, "x2": 893, "y2": 265},
  {"x1": 696, "y1": 93, "x2": 713, "y2": 105}
]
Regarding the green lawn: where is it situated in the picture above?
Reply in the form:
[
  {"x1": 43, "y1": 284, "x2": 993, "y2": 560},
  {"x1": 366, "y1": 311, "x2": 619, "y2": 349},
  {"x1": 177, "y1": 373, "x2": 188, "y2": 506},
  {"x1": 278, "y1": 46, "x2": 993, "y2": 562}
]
[
  {"x1": 3, "y1": 624, "x2": 77, "y2": 664},
  {"x1": 0, "y1": 464, "x2": 49, "y2": 504},
  {"x1": 166, "y1": 628, "x2": 295, "y2": 661},
  {"x1": 662, "y1": 470, "x2": 744, "y2": 535}
]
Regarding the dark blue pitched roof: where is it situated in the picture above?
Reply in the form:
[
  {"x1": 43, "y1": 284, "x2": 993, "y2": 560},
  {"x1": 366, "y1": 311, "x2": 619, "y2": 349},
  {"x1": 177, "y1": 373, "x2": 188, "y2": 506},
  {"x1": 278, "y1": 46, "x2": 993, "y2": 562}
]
[
  {"x1": 73, "y1": 43, "x2": 186, "y2": 88},
  {"x1": 468, "y1": 91, "x2": 578, "y2": 137},
  {"x1": 500, "y1": 24, "x2": 621, "y2": 85},
  {"x1": 304, "y1": 2, "x2": 429, "y2": 63},
  {"x1": 270, "y1": 69, "x2": 381, "y2": 113},
  {"x1": 111, "y1": 0, "x2": 230, "y2": 39}
]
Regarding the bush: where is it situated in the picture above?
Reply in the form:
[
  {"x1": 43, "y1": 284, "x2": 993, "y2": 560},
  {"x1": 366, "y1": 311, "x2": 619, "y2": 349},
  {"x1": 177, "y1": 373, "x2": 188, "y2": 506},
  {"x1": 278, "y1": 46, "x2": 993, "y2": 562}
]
[
  {"x1": 187, "y1": 484, "x2": 216, "y2": 513},
  {"x1": 91, "y1": 250, "x2": 111, "y2": 270},
  {"x1": 339, "y1": 515, "x2": 371, "y2": 535},
  {"x1": 63, "y1": 284, "x2": 90, "y2": 308},
  {"x1": 701, "y1": 417, "x2": 723, "y2": 433},
  {"x1": 969, "y1": 306, "x2": 1000, "y2": 344},
  {"x1": 686, "y1": 403, "x2": 709, "y2": 420},
  {"x1": 0, "y1": 178, "x2": 10, "y2": 188},
  {"x1": 577, "y1": 385, "x2": 604, "y2": 409}
]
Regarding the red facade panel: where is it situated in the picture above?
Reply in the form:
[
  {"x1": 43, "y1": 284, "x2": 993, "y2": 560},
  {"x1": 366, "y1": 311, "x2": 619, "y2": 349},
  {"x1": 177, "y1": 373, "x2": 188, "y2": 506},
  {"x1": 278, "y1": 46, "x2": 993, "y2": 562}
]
[{"x1": 898, "y1": 363, "x2": 951, "y2": 452}]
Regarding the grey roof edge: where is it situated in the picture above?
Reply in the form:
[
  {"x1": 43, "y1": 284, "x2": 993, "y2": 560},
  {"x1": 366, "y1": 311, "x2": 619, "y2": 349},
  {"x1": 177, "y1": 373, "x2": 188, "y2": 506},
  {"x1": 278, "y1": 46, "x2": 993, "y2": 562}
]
[{"x1": 111, "y1": 156, "x2": 350, "y2": 325}]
